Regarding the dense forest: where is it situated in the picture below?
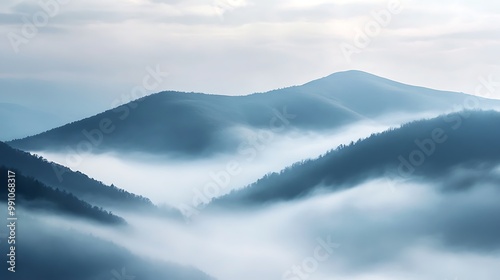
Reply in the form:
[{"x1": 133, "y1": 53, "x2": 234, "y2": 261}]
[
  {"x1": 0, "y1": 166, "x2": 125, "y2": 225},
  {"x1": 0, "y1": 141, "x2": 154, "y2": 211},
  {"x1": 215, "y1": 110, "x2": 500, "y2": 206}
]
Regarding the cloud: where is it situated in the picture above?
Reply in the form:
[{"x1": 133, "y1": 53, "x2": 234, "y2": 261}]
[
  {"x1": 45, "y1": 174, "x2": 500, "y2": 280},
  {"x1": 35, "y1": 119, "x2": 393, "y2": 205},
  {"x1": 2, "y1": 0, "x2": 500, "y2": 112}
]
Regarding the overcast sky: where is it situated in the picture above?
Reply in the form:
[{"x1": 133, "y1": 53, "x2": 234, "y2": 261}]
[{"x1": 2, "y1": 0, "x2": 500, "y2": 114}]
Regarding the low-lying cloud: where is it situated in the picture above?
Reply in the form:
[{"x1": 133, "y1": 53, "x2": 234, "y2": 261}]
[
  {"x1": 35, "y1": 119, "x2": 399, "y2": 206},
  {"x1": 19, "y1": 170, "x2": 500, "y2": 280}
]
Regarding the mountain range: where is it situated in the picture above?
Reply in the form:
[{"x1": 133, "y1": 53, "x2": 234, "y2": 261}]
[
  {"x1": 2, "y1": 70, "x2": 500, "y2": 280},
  {"x1": 9, "y1": 71, "x2": 500, "y2": 157},
  {"x1": 213, "y1": 110, "x2": 500, "y2": 207}
]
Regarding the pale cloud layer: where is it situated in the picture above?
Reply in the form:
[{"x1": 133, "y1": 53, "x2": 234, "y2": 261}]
[{"x1": 2, "y1": 0, "x2": 500, "y2": 114}]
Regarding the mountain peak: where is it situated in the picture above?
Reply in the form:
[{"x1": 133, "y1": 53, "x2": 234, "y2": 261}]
[
  {"x1": 304, "y1": 70, "x2": 399, "y2": 87},
  {"x1": 9, "y1": 71, "x2": 500, "y2": 157}
]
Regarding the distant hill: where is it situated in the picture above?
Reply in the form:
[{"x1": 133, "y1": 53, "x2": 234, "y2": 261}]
[
  {"x1": 9, "y1": 71, "x2": 500, "y2": 156},
  {"x1": 0, "y1": 141, "x2": 154, "y2": 211},
  {"x1": 214, "y1": 110, "x2": 500, "y2": 206},
  {"x1": 277, "y1": 70, "x2": 484, "y2": 117},
  {"x1": 0, "y1": 167, "x2": 125, "y2": 225}
]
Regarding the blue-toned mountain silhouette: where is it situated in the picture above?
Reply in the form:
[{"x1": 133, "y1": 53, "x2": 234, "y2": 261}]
[
  {"x1": 0, "y1": 141, "x2": 182, "y2": 220},
  {"x1": 214, "y1": 110, "x2": 500, "y2": 206},
  {"x1": 0, "y1": 143, "x2": 211, "y2": 280},
  {"x1": 0, "y1": 167, "x2": 125, "y2": 225},
  {"x1": 9, "y1": 71, "x2": 500, "y2": 157}
]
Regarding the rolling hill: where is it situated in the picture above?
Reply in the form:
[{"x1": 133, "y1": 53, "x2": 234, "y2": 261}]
[
  {"x1": 0, "y1": 141, "x2": 158, "y2": 212},
  {"x1": 0, "y1": 167, "x2": 125, "y2": 225},
  {"x1": 213, "y1": 110, "x2": 500, "y2": 206},
  {"x1": 9, "y1": 71, "x2": 500, "y2": 157}
]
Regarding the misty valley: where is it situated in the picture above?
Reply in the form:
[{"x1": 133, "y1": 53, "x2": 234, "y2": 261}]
[{"x1": 1, "y1": 71, "x2": 500, "y2": 280}]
